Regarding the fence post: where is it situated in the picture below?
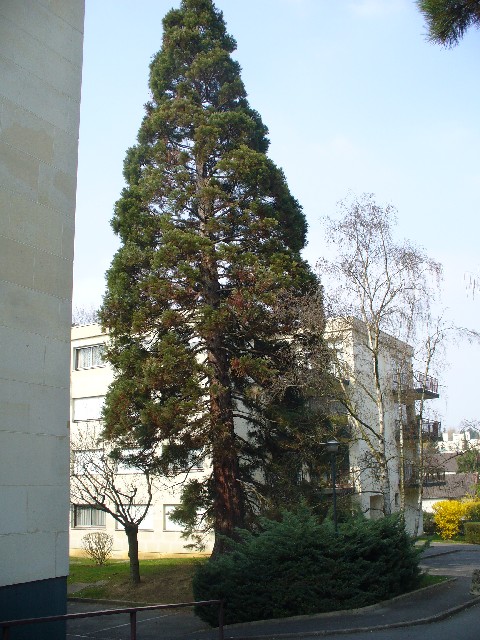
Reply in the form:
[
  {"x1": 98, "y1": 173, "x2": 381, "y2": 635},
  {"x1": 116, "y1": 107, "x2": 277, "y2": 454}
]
[
  {"x1": 218, "y1": 600, "x2": 224, "y2": 640},
  {"x1": 2, "y1": 626, "x2": 10, "y2": 640},
  {"x1": 130, "y1": 611, "x2": 137, "y2": 640}
]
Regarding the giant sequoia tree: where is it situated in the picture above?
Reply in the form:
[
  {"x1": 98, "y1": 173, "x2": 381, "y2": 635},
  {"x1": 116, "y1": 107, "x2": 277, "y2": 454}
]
[{"x1": 100, "y1": 0, "x2": 323, "y2": 555}]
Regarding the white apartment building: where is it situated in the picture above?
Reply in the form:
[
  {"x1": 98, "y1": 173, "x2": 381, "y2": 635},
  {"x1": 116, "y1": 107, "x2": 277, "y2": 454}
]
[
  {"x1": 438, "y1": 428, "x2": 480, "y2": 453},
  {"x1": 326, "y1": 318, "x2": 441, "y2": 533},
  {"x1": 70, "y1": 318, "x2": 441, "y2": 555},
  {"x1": 70, "y1": 324, "x2": 214, "y2": 557}
]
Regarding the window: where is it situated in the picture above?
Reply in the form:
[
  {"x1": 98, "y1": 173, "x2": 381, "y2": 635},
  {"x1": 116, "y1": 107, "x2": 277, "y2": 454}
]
[
  {"x1": 328, "y1": 341, "x2": 349, "y2": 381},
  {"x1": 163, "y1": 504, "x2": 183, "y2": 532},
  {"x1": 74, "y1": 344, "x2": 105, "y2": 370},
  {"x1": 182, "y1": 450, "x2": 204, "y2": 472},
  {"x1": 71, "y1": 505, "x2": 105, "y2": 528},
  {"x1": 115, "y1": 505, "x2": 154, "y2": 531},
  {"x1": 73, "y1": 396, "x2": 104, "y2": 421},
  {"x1": 116, "y1": 449, "x2": 142, "y2": 474},
  {"x1": 72, "y1": 449, "x2": 104, "y2": 475}
]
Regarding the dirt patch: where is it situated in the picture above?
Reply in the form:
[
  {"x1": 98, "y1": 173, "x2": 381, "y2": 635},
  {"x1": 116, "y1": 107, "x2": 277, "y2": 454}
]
[{"x1": 70, "y1": 563, "x2": 198, "y2": 603}]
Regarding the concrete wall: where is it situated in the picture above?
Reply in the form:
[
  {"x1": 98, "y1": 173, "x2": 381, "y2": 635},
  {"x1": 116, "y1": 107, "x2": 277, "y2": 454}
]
[{"x1": 0, "y1": 1, "x2": 84, "y2": 635}]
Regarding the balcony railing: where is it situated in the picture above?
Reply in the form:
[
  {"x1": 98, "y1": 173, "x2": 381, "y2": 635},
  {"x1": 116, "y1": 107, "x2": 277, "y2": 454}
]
[
  {"x1": 404, "y1": 462, "x2": 446, "y2": 487},
  {"x1": 392, "y1": 371, "x2": 439, "y2": 399},
  {"x1": 421, "y1": 419, "x2": 442, "y2": 439},
  {"x1": 414, "y1": 372, "x2": 439, "y2": 395},
  {"x1": 321, "y1": 470, "x2": 355, "y2": 493},
  {"x1": 395, "y1": 419, "x2": 442, "y2": 441}
]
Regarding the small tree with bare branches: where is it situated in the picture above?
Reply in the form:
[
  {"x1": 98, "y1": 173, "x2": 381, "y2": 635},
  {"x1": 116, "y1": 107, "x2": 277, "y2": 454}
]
[
  {"x1": 70, "y1": 428, "x2": 155, "y2": 583},
  {"x1": 318, "y1": 194, "x2": 443, "y2": 528}
]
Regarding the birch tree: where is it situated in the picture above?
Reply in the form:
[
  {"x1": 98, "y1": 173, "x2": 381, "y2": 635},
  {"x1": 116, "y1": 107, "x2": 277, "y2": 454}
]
[{"x1": 318, "y1": 194, "x2": 442, "y2": 520}]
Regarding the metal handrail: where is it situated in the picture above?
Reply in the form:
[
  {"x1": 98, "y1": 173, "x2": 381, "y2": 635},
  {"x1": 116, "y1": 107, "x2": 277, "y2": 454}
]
[
  {"x1": 1, "y1": 599, "x2": 224, "y2": 640},
  {"x1": 392, "y1": 371, "x2": 439, "y2": 395}
]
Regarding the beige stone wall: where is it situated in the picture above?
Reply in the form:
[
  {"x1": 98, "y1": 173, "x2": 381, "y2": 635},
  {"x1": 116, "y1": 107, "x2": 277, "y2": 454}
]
[{"x1": 0, "y1": 0, "x2": 84, "y2": 586}]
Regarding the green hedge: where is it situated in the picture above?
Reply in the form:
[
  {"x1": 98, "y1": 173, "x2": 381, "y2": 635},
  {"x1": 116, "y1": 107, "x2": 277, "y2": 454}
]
[
  {"x1": 422, "y1": 511, "x2": 436, "y2": 535},
  {"x1": 193, "y1": 508, "x2": 421, "y2": 625},
  {"x1": 464, "y1": 522, "x2": 480, "y2": 544}
]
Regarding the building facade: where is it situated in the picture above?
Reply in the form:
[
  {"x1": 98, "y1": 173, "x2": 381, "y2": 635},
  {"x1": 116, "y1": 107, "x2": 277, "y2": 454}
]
[
  {"x1": 0, "y1": 1, "x2": 84, "y2": 636},
  {"x1": 70, "y1": 324, "x2": 213, "y2": 558},
  {"x1": 326, "y1": 317, "x2": 441, "y2": 533},
  {"x1": 70, "y1": 318, "x2": 443, "y2": 557},
  {"x1": 438, "y1": 428, "x2": 480, "y2": 453}
]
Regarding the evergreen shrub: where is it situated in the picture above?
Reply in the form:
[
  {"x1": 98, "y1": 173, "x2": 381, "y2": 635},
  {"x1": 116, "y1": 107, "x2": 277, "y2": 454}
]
[
  {"x1": 464, "y1": 499, "x2": 480, "y2": 523},
  {"x1": 422, "y1": 511, "x2": 436, "y2": 535},
  {"x1": 193, "y1": 508, "x2": 421, "y2": 625},
  {"x1": 464, "y1": 522, "x2": 480, "y2": 544}
]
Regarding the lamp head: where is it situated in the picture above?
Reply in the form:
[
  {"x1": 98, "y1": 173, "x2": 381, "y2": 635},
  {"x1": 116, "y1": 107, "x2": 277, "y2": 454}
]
[{"x1": 326, "y1": 439, "x2": 340, "y2": 454}]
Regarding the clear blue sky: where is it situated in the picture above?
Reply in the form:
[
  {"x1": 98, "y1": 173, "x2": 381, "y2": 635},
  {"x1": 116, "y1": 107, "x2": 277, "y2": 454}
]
[{"x1": 74, "y1": 0, "x2": 480, "y2": 429}]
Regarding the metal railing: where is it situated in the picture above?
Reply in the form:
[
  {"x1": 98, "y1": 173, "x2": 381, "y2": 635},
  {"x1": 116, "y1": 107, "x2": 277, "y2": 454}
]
[
  {"x1": 395, "y1": 419, "x2": 442, "y2": 440},
  {"x1": 392, "y1": 371, "x2": 439, "y2": 396},
  {"x1": 414, "y1": 372, "x2": 438, "y2": 395},
  {"x1": 421, "y1": 419, "x2": 441, "y2": 439},
  {"x1": 403, "y1": 462, "x2": 446, "y2": 487},
  {"x1": 0, "y1": 599, "x2": 224, "y2": 640}
]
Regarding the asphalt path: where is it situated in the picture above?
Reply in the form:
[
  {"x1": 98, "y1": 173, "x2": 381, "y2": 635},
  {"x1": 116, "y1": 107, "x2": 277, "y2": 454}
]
[
  {"x1": 66, "y1": 601, "x2": 210, "y2": 639},
  {"x1": 302, "y1": 602, "x2": 480, "y2": 640},
  {"x1": 420, "y1": 543, "x2": 480, "y2": 577},
  {"x1": 66, "y1": 543, "x2": 480, "y2": 640}
]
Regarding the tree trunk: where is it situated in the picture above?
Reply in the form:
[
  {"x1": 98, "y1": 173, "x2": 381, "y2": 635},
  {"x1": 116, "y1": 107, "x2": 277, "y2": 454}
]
[
  {"x1": 125, "y1": 523, "x2": 141, "y2": 584},
  {"x1": 209, "y1": 345, "x2": 246, "y2": 557},
  {"x1": 196, "y1": 162, "x2": 246, "y2": 557},
  {"x1": 372, "y1": 342, "x2": 391, "y2": 516}
]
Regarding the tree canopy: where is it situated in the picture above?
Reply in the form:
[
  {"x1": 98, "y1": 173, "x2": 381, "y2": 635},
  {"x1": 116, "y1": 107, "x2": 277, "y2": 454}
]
[
  {"x1": 417, "y1": 0, "x2": 480, "y2": 47},
  {"x1": 99, "y1": 0, "x2": 325, "y2": 555}
]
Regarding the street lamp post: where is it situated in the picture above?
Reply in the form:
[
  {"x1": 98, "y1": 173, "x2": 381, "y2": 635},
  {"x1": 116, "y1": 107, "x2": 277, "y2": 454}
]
[{"x1": 326, "y1": 439, "x2": 340, "y2": 534}]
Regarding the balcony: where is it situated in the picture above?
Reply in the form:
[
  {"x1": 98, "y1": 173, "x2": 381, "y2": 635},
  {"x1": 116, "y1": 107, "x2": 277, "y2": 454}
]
[
  {"x1": 321, "y1": 470, "x2": 355, "y2": 495},
  {"x1": 394, "y1": 419, "x2": 442, "y2": 442},
  {"x1": 404, "y1": 462, "x2": 446, "y2": 487},
  {"x1": 421, "y1": 419, "x2": 442, "y2": 440},
  {"x1": 392, "y1": 371, "x2": 439, "y2": 400}
]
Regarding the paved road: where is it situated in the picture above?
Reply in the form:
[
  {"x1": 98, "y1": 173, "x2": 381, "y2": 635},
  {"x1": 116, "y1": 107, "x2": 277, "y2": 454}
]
[
  {"x1": 306, "y1": 602, "x2": 480, "y2": 640},
  {"x1": 66, "y1": 601, "x2": 209, "y2": 639},
  {"x1": 65, "y1": 543, "x2": 480, "y2": 639},
  {"x1": 420, "y1": 544, "x2": 480, "y2": 577}
]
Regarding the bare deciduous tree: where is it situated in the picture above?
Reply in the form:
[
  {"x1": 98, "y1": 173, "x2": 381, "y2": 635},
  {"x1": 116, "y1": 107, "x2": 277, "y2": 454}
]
[
  {"x1": 70, "y1": 427, "x2": 155, "y2": 583},
  {"x1": 317, "y1": 194, "x2": 443, "y2": 526},
  {"x1": 72, "y1": 305, "x2": 99, "y2": 326}
]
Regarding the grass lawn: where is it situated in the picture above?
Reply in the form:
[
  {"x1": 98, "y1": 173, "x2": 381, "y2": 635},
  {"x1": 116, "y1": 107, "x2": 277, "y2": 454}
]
[
  {"x1": 69, "y1": 556, "x2": 448, "y2": 605},
  {"x1": 416, "y1": 534, "x2": 468, "y2": 543},
  {"x1": 69, "y1": 557, "x2": 207, "y2": 603},
  {"x1": 417, "y1": 574, "x2": 448, "y2": 588}
]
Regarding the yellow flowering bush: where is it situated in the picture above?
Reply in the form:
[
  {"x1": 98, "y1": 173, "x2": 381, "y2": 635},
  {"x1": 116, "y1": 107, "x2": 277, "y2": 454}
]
[{"x1": 432, "y1": 500, "x2": 468, "y2": 539}]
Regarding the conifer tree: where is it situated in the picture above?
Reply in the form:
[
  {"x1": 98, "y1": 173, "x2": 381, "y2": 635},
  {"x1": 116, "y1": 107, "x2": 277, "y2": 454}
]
[
  {"x1": 417, "y1": 0, "x2": 480, "y2": 47},
  {"x1": 100, "y1": 0, "x2": 323, "y2": 555}
]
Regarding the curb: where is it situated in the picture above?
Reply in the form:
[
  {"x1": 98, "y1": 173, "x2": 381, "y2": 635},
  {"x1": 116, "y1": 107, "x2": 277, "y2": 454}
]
[
  {"x1": 421, "y1": 549, "x2": 461, "y2": 559},
  {"x1": 218, "y1": 596, "x2": 480, "y2": 639}
]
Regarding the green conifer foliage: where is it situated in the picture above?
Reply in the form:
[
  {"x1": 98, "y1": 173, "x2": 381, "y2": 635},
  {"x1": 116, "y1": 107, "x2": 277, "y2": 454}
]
[
  {"x1": 417, "y1": 0, "x2": 480, "y2": 47},
  {"x1": 100, "y1": 0, "x2": 321, "y2": 555}
]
